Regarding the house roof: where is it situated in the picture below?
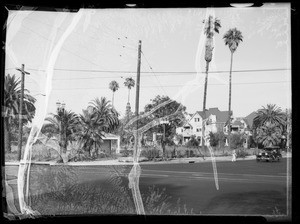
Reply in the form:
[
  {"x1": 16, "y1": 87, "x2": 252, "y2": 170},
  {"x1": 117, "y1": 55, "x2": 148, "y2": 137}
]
[
  {"x1": 244, "y1": 111, "x2": 257, "y2": 128},
  {"x1": 231, "y1": 120, "x2": 243, "y2": 126},
  {"x1": 196, "y1": 108, "x2": 231, "y2": 123}
]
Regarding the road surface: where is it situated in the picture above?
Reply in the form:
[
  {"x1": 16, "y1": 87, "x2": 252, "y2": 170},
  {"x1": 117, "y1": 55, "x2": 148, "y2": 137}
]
[{"x1": 5, "y1": 158, "x2": 290, "y2": 217}]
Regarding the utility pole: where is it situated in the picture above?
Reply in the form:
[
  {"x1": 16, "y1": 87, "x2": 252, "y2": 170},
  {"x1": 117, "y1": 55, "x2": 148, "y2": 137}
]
[
  {"x1": 16, "y1": 64, "x2": 30, "y2": 161},
  {"x1": 134, "y1": 40, "x2": 142, "y2": 163}
]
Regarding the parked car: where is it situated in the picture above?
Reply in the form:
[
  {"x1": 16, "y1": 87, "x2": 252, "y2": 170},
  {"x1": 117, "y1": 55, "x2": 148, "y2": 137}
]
[{"x1": 256, "y1": 146, "x2": 282, "y2": 162}]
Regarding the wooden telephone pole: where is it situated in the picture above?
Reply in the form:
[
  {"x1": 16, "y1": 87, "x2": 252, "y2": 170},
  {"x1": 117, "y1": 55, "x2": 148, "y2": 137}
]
[
  {"x1": 134, "y1": 40, "x2": 142, "y2": 162},
  {"x1": 16, "y1": 64, "x2": 30, "y2": 161}
]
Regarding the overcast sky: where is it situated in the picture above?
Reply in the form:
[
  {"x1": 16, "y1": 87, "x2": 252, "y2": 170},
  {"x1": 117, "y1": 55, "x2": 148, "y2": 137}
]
[{"x1": 5, "y1": 3, "x2": 291, "y2": 118}]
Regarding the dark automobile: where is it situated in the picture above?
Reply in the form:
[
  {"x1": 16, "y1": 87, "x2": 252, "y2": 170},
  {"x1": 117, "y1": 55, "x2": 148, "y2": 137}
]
[{"x1": 256, "y1": 146, "x2": 282, "y2": 162}]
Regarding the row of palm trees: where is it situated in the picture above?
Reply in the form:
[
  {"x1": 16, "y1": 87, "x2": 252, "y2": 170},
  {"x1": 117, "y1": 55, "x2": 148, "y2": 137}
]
[
  {"x1": 202, "y1": 15, "x2": 243, "y2": 150},
  {"x1": 42, "y1": 97, "x2": 120, "y2": 162},
  {"x1": 109, "y1": 77, "x2": 135, "y2": 106}
]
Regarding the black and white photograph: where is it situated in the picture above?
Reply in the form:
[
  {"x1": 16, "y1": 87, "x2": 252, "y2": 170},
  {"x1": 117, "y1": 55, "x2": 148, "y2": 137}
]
[{"x1": 2, "y1": 2, "x2": 293, "y2": 222}]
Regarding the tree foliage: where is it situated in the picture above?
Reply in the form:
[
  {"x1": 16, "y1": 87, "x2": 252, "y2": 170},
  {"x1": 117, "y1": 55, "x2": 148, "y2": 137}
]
[
  {"x1": 142, "y1": 95, "x2": 186, "y2": 140},
  {"x1": 223, "y1": 28, "x2": 243, "y2": 53},
  {"x1": 256, "y1": 123, "x2": 282, "y2": 147},
  {"x1": 75, "y1": 97, "x2": 120, "y2": 156},
  {"x1": 3, "y1": 74, "x2": 36, "y2": 152},
  {"x1": 253, "y1": 104, "x2": 286, "y2": 130}
]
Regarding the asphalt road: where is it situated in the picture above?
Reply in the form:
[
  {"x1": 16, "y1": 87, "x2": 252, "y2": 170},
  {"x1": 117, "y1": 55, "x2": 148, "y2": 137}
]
[{"x1": 5, "y1": 158, "x2": 290, "y2": 216}]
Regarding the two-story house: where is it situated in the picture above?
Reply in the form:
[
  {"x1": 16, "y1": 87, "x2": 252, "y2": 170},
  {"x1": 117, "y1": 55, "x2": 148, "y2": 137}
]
[{"x1": 176, "y1": 107, "x2": 230, "y2": 145}]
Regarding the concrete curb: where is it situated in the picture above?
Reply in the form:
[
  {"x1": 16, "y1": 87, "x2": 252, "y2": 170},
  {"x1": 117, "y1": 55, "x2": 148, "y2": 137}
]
[{"x1": 5, "y1": 154, "x2": 291, "y2": 166}]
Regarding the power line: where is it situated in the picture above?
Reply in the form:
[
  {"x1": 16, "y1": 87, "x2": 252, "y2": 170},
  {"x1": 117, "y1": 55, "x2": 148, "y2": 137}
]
[
  {"x1": 141, "y1": 50, "x2": 168, "y2": 95},
  {"x1": 5, "y1": 67, "x2": 291, "y2": 77},
  {"x1": 51, "y1": 81, "x2": 290, "y2": 91}
]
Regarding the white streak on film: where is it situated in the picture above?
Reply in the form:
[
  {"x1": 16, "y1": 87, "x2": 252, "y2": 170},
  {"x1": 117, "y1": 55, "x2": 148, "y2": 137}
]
[{"x1": 17, "y1": 10, "x2": 83, "y2": 216}]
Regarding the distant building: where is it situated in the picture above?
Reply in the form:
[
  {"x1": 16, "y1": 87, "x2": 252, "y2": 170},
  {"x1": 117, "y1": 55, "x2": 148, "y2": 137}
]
[{"x1": 176, "y1": 107, "x2": 231, "y2": 145}]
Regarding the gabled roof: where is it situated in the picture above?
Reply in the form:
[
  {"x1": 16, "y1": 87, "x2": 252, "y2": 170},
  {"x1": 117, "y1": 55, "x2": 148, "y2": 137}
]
[
  {"x1": 244, "y1": 111, "x2": 257, "y2": 129},
  {"x1": 196, "y1": 108, "x2": 231, "y2": 123}
]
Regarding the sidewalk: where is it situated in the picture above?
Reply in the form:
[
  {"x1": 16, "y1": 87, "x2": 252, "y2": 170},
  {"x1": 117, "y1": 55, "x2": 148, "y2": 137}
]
[
  {"x1": 3, "y1": 155, "x2": 253, "y2": 166},
  {"x1": 5, "y1": 152, "x2": 291, "y2": 166}
]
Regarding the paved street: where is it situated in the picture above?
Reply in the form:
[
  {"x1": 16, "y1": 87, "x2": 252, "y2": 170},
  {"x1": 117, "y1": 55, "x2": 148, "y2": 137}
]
[{"x1": 5, "y1": 158, "x2": 290, "y2": 216}]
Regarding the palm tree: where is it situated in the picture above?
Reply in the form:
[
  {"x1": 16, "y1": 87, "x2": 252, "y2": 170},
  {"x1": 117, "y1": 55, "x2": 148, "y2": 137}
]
[
  {"x1": 253, "y1": 104, "x2": 286, "y2": 130},
  {"x1": 124, "y1": 77, "x2": 135, "y2": 103},
  {"x1": 76, "y1": 108, "x2": 108, "y2": 157},
  {"x1": 223, "y1": 27, "x2": 243, "y2": 149},
  {"x1": 256, "y1": 123, "x2": 282, "y2": 147},
  {"x1": 42, "y1": 110, "x2": 79, "y2": 162},
  {"x1": 75, "y1": 97, "x2": 120, "y2": 157},
  {"x1": 109, "y1": 80, "x2": 119, "y2": 106},
  {"x1": 4, "y1": 74, "x2": 36, "y2": 152},
  {"x1": 201, "y1": 15, "x2": 221, "y2": 149},
  {"x1": 88, "y1": 97, "x2": 120, "y2": 133}
]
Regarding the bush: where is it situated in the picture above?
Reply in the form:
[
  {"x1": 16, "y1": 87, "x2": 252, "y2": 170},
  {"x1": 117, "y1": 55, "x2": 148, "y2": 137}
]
[
  {"x1": 230, "y1": 133, "x2": 244, "y2": 149},
  {"x1": 236, "y1": 148, "x2": 249, "y2": 158},
  {"x1": 140, "y1": 147, "x2": 161, "y2": 160},
  {"x1": 186, "y1": 135, "x2": 199, "y2": 148},
  {"x1": 119, "y1": 149, "x2": 133, "y2": 157}
]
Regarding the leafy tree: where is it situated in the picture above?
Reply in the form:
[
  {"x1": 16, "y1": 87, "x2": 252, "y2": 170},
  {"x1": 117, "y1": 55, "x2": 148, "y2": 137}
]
[
  {"x1": 124, "y1": 77, "x2": 135, "y2": 104},
  {"x1": 223, "y1": 27, "x2": 243, "y2": 150},
  {"x1": 42, "y1": 110, "x2": 79, "y2": 162},
  {"x1": 253, "y1": 104, "x2": 286, "y2": 130},
  {"x1": 109, "y1": 80, "x2": 119, "y2": 106},
  {"x1": 143, "y1": 95, "x2": 186, "y2": 141},
  {"x1": 256, "y1": 123, "x2": 282, "y2": 147},
  {"x1": 202, "y1": 15, "x2": 221, "y2": 149},
  {"x1": 3, "y1": 74, "x2": 36, "y2": 152}
]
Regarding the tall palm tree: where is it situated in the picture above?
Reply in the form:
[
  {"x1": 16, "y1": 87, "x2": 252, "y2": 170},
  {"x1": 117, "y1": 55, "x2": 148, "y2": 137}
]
[
  {"x1": 3, "y1": 74, "x2": 36, "y2": 152},
  {"x1": 223, "y1": 27, "x2": 243, "y2": 149},
  {"x1": 42, "y1": 110, "x2": 79, "y2": 162},
  {"x1": 109, "y1": 80, "x2": 119, "y2": 106},
  {"x1": 253, "y1": 104, "x2": 286, "y2": 130},
  {"x1": 201, "y1": 15, "x2": 221, "y2": 148},
  {"x1": 124, "y1": 77, "x2": 135, "y2": 104}
]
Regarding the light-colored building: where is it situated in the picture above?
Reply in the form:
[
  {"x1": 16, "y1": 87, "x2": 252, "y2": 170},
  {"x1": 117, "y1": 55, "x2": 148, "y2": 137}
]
[{"x1": 176, "y1": 108, "x2": 230, "y2": 145}]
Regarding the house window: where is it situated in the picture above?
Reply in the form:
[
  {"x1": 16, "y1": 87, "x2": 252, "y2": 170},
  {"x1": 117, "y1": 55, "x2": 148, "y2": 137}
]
[
  {"x1": 196, "y1": 128, "x2": 201, "y2": 132},
  {"x1": 194, "y1": 118, "x2": 200, "y2": 122}
]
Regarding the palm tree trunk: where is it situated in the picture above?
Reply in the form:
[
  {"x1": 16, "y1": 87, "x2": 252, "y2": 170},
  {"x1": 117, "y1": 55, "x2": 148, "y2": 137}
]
[
  {"x1": 228, "y1": 52, "x2": 234, "y2": 150},
  {"x1": 128, "y1": 88, "x2": 130, "y2": 104},
  {"x1": 112, "y1": 92, "x2": 115, "y2": 106},
  {"x1": 4, "y1": 117, "x2": 12, "y2": 152},
  {"x1": 202, "y1": 61, "x2": 209, "y2": 149}
]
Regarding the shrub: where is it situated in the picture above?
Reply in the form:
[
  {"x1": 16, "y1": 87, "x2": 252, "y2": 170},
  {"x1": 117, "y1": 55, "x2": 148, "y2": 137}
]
[
  {"x1": 236, "y1": 148, "x2": 249, "y2": 158},
  {"x1": 140, "y1": 147, "x2": 161, "y2": 160},
  {"x1": 230, "y1": 133, "x2": 244, "y2": 149},
  {"x1": 186, "y1": 135, "x2": 199, "y2": 148},
  {"x1": 119, "y1": 149, "x2": 133, "y2": 157},
  {"x1": 209, "y1": 132, "x2": 219, "y2": 147}
]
